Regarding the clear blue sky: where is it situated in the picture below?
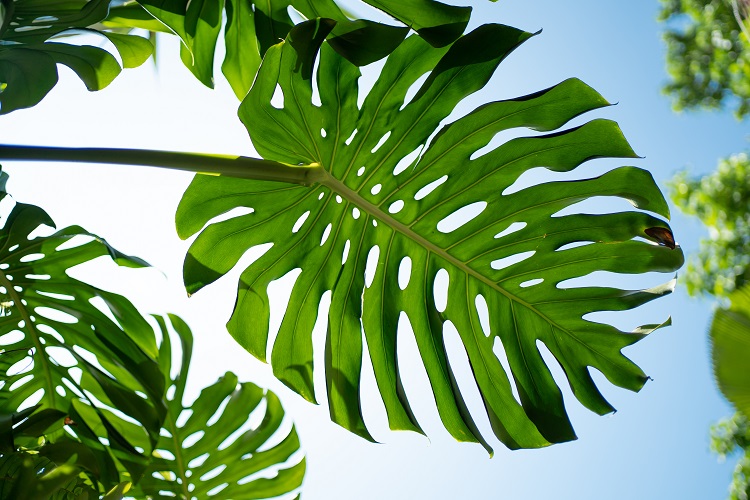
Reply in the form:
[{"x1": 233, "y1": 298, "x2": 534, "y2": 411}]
[{"x1": 0, "y1": 1, "x2": 744, "y2": 498}]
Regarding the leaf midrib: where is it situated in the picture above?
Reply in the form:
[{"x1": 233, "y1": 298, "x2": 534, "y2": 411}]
[{"x1": 320, "y1": 171, "x2": 572, "y2": 337}]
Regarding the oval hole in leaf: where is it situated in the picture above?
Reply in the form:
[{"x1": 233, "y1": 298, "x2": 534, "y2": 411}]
[
  {"x1": 495, "y1": 222, "x2": 527, "y2": 239},
  {"x1": 0, "y1": 329, "x2": 23, "y2": 344},
  {"x1": 371, "y1": 131, "x2": 391, "y2": 153},
  {"x1": 155, "y1": 449, "x2": 176, "y2": 461},
  {"x1": 200, "y1": 464, "x2": 227, "y2": 482},
  {"x1": 415, "y1": 175, "x2": 448, "y2": 201},
  {"x1": 45, "y1": 346, "x2": 76, "y2": 368},
  {"x1": 556, "y1": 241, "x2": 594, "y2": 251},
  {"x1": 36, "y1": 290, "x2": 74, "y2": 301},
  {"x1": 352, "y1": 207, "x2": 361, "y2": 219},
  {"x1": 475, "y1": 295, "x2": 490, "y2": 337},
  {"x1": 357, "y1": 166, "x2": 365, "y2": 176},
  {"x1": 434, "y1": 268, "x2": 449, "y2": 312},
  {"x1": 342, "y1": 240, "x2": 351, "y2": 265},
  {"x1": 34, "y1": 306, "x2": 78, "y2": 324},
  {"x1": 400, "y1": 72, "x2": 431, "y2": 110},
  {"x1": 7, "y1": 357, "x2": 32, "y2": 376},
  {"x1": 520, "y1": 278, "x2": 544, "y2": 288},
  {"x1": 56, "y1": 386, "x2": 66, "y2": 397},
  {"x1": 25, "y1": 274, "x2": 50, "y2": 280},
  {"x1": 207, "y1": 483, "x2": 229, "y2": 496},
  {"x1": 270, "y1": 84, "x2": 284, "y2": 109},
  {"x1": 320, "y1": 223, "x2": 332, "y2": 246},
  {"x1": 345, "y1": 129, "x2": 358, "y2": 145},
  {"x1": 392, "y1": 145, "x2": 422, "y2": 176},
  {"x1": 398, "y1": 257, "x2": 412, "y2": 290},
  {"x1": 182, "y1": 430, "x2": 205, "y2": 448},
  {"x1": 18, "y1": 388, "x2": 45, "y2": 412},
  {"x1": 336, "y1": 195, "x2": 342, "y2": 203},
  {"x1": 365, "y1": 246, "x2": 380, "y2": 288},
  {"x1": 176, "y1": 409, "x2": 193, "y2": 428},
  {"x1": 389, "y1": 200, "x2": 404, "y2": 214},
  {"x1": 37, "y1": 324, "x2": 64, "y2": 344},
  {"x1": 19, "y1": 253, "x2": 44, "y2": 263},
  {"x1": 437, "y1": 201, "x2": 487, "y2": 234},
  {"x1": 491, "y1": 251, "x2": 535, "y2": 271},
  {"x1": 188, "y1": 453, "x2": 210, "y2": 469},
  {"x1": 8, "y1": 373, "x2": 33, "y2": 391},
  {"x1": 371, "y1": 183, "x2": 382, "y2": 195},
  {"x1": 292, "y1": 211, "x2": 311, "y2": 233}
]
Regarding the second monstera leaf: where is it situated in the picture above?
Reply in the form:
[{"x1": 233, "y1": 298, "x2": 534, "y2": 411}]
[{"x1": 177, "y1": 21, "x2": 684, "y2": 452}]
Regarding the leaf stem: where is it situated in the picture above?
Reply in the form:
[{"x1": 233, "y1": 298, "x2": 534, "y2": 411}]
[{"x1": 0, "y1": 144, "x2": 325, "y2": 186}]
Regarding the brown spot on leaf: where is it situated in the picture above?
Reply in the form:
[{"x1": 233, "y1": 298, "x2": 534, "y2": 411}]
[
  {"x1": 64, "y1": 417, "x2": 76, "y2": 426},
  {"x1": 645, "y1": 227, "x2": 676, "y2": 249}
]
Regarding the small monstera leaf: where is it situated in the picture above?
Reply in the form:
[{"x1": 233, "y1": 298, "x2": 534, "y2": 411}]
[
  {"x1": 711, "y1": 285, "x2": 750, "y2": 419},
  {"x1": 177, "y1": 22, "x2": 684, "y2": 452},
  {"x1": 127, "y1": 0, "x2": 469, "y2": 97},
  {"x1": 0, "y1": 171, "x2": 167, "y2": 482},
  {"x1": 126, "y1": 315, "x2": 305, "y2": 499},
  {"x1": 0, "y1": 0, "x2": 153, "y2": 114}
]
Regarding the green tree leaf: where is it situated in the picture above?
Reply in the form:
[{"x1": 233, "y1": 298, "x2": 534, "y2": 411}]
[
  {"x1": 132, "y1": 0, "x2": 468, "y2": 97},
  {"x1": 711, "y1": 285, "x2": 750, "y2": 419},
  {"x1": 669, "y1": 152, "x2": 750, "y2": 297},
  {"x1": 0, "y1": 171, "x2": 166, "y2": 483},
  {"x1": 659, "y1": 0, "x2": 750, "y2": 118},
  {"x1": 176, "y1": 22, "x2": 684, "y2": 452},
  {"x1": 127, "y1": 315, "x2": 305, "y2": 499},
  {"x1": 0, "y1": 1, "x2": 154, "y2": 114}
]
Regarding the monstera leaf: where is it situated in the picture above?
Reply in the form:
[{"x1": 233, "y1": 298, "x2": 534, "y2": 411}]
[
  {"x1": 0, "y1": 0, "x2": 153, "y2": 114},
  {"x1": 125, "y1": 315, "x2": 305, "y2": 499},
  {"x1": 0, "y1": 406, "x2": 131, "y2": 499},
  {"x1": 0, "y1": 170, "x2": 167, "y2": 483},
  {"x1": 118, "y1": 0, "x2": 469, "y2": 97},
  {"x1": 711, "y1": 285, "x2": 750, "y2": 419},
  {"x1": 177, "y1": 21, "x2": 684, "y2": 453}
]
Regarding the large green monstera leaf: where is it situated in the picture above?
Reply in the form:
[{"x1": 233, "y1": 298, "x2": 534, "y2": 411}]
[
  {"x1": 115, "y1": 0, "x2": 469, "y2": 98},
  {"x1": 0, "y1": 170, "x2": 167, "y2": 483},
  {"x1": 125, "y1": 315, "x2": 305, "y2": 499},
  {"x1": 177, "y1": 21, "x2": 684, "y2": 452},
  {"x1": 0, "y1": 0, "x2": 153, "y2": 114},
  {"x1": 711, "y1": 284, "x2": 750, "y2": 419}
]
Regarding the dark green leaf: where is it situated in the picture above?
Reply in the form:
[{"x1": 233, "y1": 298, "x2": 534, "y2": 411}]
[
  {"x1": 133, "y1": 0, "x2": 471, "y2": 97},
  {"x1": 177, "y1": 22, "x2": 684, "y2": 452},
  {"x1": 127, "y1": 315, "x2": 305, "y2": 499},
  {"x1": 0, "y1": 187, "x2": 166, "y2": 483},
  {"x1": 711, "y1": 285, "x2": 750, "y2": 419}
]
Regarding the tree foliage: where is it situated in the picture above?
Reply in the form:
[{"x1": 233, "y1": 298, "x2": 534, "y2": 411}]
[
  {"x1": 712, "y1": 413, "x2": 750, "y2": 500},
  {"x1": 659, "y1": 0, "x2": 750, "y2": 117},
  {"x1": 669, "y1": 152, "x2": 750, "y2": 297}
]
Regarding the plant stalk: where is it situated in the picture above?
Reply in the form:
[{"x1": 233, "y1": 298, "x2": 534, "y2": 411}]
[{"x1": 0, "y1": 144, "x2": 324, "y2": 186}]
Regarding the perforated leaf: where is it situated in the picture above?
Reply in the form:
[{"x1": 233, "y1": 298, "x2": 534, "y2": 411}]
[
  {"x1": 127, "y1": 315, "x2": 305, "y2": 499},
  {"x1": 176, "y1": 22, "x2": 684, "y2": 452},
  {"x1": 0, "y1": 170, "x2": 166, "y2": 482}
]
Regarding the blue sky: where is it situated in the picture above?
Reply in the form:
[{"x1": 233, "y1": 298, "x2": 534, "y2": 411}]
[{"x1": 0, "y1": 1, "x2": 744, "y2": 498}]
